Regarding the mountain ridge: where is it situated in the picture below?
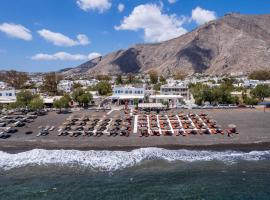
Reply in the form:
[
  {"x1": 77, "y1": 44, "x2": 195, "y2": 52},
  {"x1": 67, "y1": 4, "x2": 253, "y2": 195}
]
[{"x1": 61, "y1": 13, "x2": 270, "y2": 76}]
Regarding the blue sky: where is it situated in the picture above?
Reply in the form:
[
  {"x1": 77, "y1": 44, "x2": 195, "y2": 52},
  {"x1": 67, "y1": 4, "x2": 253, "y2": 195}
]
[{"x1": 0, "y1": 0, "x2": 269, "y2": 72}]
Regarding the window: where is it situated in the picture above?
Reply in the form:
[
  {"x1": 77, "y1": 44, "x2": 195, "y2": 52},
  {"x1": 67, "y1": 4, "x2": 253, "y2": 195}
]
[
  {"x1": 125, "y1": 90, "x2": 128, "y2": 94},
  {"x1": 129, "y1": 90, "x2": 132, "y2": 94},
  {"x1": 0, "y1": 93, "x2": 2, "y2": 96}
]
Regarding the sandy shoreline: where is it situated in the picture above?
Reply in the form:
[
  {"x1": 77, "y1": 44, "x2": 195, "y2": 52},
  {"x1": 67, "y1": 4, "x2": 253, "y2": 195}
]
[
  {"x1": 2, "y1": 141, "x2": 270, "y2": 153},
  {"x1": 1, "y1": 108, "x2": 270, "y2": 153}
]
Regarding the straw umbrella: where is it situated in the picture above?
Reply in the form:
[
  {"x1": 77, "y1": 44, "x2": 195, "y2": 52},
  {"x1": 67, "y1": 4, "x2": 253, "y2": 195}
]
[{"x1": 228, "y1": 124, "x2": 237, "y2": 129}]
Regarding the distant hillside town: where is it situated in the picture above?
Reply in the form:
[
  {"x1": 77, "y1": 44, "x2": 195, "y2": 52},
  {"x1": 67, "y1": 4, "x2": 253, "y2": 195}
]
[{"x1": 0, "y1": 69, "x2": 270, "y2": 111}]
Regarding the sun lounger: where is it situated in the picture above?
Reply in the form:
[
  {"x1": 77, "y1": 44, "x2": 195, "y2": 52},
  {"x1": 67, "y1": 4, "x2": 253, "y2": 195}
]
[{"x1": 44, "y1": 126, "x2": 50, "y2": 131}]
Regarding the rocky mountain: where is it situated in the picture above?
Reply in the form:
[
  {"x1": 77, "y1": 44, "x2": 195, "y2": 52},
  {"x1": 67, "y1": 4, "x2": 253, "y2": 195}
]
[{"x1": 61, "y1": 13, "x2": 270, "y2": 76}]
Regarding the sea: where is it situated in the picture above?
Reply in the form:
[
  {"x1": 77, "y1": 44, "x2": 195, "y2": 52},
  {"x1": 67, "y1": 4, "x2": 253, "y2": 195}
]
[{"x1": 0, "y1": 148, "x2": 270, "y2": 200}]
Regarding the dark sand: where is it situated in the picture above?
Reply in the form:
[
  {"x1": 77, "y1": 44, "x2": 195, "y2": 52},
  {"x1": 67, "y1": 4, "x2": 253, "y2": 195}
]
[{"x1": 1, "y1": 108, "x2": 270, "y2": 152}]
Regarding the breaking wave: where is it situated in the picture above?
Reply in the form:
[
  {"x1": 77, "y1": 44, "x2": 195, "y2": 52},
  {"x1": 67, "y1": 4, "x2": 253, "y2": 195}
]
[{"x1": 0, "y1": 148, "x2": 270, "y2": 171}]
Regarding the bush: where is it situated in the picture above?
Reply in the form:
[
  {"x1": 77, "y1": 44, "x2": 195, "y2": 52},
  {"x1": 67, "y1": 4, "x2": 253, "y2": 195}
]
[
  {"x1": 53, "y1": 95, "x2": 71, "y2": 111},
  {"x1": 250, "y1": 84, "x2": 270, "y2": 102},
  {"x1": 190, "y1": 83, "x2": 240, "y2": 105},
  {"x1": 95, "y1": 81, "x2": 112, "y2": 96},
  {"x1": 72, "y1": 88, "x2": 93, "y2": 107},
  {"x1": 28, "y1": 97, "x2": 44, "y2": 111},
  {"x1": 149, "y1": 70, "x2": 158, "y2": 84},
  {"x1": 249, "y1": 70, "x2": 270, "y2": 81}
]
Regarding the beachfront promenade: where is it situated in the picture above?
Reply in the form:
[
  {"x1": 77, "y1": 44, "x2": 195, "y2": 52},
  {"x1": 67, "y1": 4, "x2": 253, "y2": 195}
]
[{"x1": 0, "y1": 108, "x2": 270, "y2": 151}]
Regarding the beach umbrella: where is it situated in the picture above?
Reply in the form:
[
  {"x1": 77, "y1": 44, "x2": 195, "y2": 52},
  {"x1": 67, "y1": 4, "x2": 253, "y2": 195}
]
[
  {"x1": 58, "y1": 125, "x2": 66, "y2": 130},
  {"x1": 228, "y1": 124, "x2": 237, "y2": 129},
  {"x1": 141, "y1": 127, "x2": 148, "y2": 131},
  {"x1": 75, "y1": 121, "x2": 82, "y2": 125},
  {"x1": 122, "y1": 122, "x2": 129, "y2": 126},
  {"x1": 120, "y1": 127, "x2": 127, "y2": 131}
]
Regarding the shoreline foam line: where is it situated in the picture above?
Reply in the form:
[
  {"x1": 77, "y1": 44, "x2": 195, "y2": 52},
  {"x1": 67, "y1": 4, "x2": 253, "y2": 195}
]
[{"x1": 0, "y1": 148, "x2": 270, "y2": 171}]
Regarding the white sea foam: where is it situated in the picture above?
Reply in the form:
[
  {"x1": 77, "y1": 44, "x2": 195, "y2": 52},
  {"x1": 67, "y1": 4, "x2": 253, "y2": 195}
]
[{"x1": 0, "y1": 148, "x2": 269, "y2": 171}]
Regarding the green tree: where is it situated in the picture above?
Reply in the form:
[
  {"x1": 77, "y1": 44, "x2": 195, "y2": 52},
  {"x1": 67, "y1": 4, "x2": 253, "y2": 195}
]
[
  {"x1": 115, "y1": 75, "x2": 123, "y2": 85},
  {"x1": 41, "y1": 72, "x2": 63, "y2": 95},
  {"x1": 72, "y1": 88, "x2": 93, "y2": 107},
  {"x1": 126, "y1": 74, "x2": 135, "y2": 84},
  {"x1": 78, "y1": 93, "x2": 92, "y2": 107},
  {"x1": 72, "y1": 82, "x2": 83, "y2": 90},
  {"x1": 4, "y1": 70, "x2": 29, "y2": 89},
  {"x1": 242, "y1": 93, "x2": 258, "y2": 106},
  {"x1": 153, "y1": 83, "x2": 162, "y2": 91},
  {"x1": 7, "y1": 102, "x2": 20, "y2": 110},
  {"x1": 72, "y1": 88, "x2": 84, "y2": 103},
  {"x1": 95, "y1": 81, "x2": 112, "y2": 96},
  {"x1": 251, "y1": 84, "x2": 270, "y2": 102},
  {"x1": 16, "y1": 90, "x2": 37, "y2": 108},
  {"x1": 249, "y1": 70, "x2": 270, "y2": 81},
  {"x1": 173, "y1": 70, "x2": 187, "y2": 80},
  {"x1": 149, "y1": 70, "x2": 158, "y2": 84},
  {"x1": 159, "y1": 75, "x2": 167, "y2": 84},
  {"x1": 189, "y1": 83, "x2": 239, "y2": 105},
  {"x1": 96, "y1": 74, "x2": 111, "y2": 81},
  {"x1": 134, "y1": 98, "x2": 139, "y2": 109},
  {"x1": 28, "y1": 97, "x2": 44, "y2": 111},
  {"x1": 53, "y1": 95, "x2": 71, "y2": 112}
]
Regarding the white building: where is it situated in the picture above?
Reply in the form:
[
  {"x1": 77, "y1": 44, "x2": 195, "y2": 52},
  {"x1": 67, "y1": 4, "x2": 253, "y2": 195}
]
[
  {"x1": 243, "y1": 80, "x2": 260, "y2": 88},
  {"x1": 58, "y1": 80, "x2": 74, "y2": 93},
  {"x1": 74, "y1": 79, "x2": 99, "y2": 87},
  {"x1": 29, "y1": 76, "x2": 43, "y2": 87},
  {"x1": 160, "y1": 80, "x2": 190, "y2": 100},
  {"x1": 243, "y1": 79, "x2": 270, "y2": 88},
  {"x1": 149, "y1": 94, "x2": 184, "y2": 108},
  {"x1": 111, "y1": 85, "x2": 145, "y2": 105},
  {"x1": 0, "y1": 89, "x2": 16, "y2": 104},
  {"x1": 0, "y1": 81, "x2": 8, "y2": 89}
]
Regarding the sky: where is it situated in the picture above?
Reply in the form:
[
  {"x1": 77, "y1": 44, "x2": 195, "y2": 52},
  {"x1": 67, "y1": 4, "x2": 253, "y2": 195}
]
[{"x1": 0, "y1": 0, "x2": 269, "y2": 72}]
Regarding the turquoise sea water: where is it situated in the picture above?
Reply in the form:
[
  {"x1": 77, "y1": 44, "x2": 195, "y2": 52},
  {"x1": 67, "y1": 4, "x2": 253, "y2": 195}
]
[{"x1": 0, "y1": 148, "x2": 270, "y2": 200}]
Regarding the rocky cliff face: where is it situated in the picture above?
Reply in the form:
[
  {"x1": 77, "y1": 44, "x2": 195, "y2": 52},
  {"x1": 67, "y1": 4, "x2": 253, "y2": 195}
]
[{"x1": 62, "y1": 13, "x2": 270, "y2": 76}]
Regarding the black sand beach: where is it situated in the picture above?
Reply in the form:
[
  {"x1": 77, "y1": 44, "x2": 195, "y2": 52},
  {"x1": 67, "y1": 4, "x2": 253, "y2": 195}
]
[{"x1": 1, "y1": 108, "x2": 270, "y2": 152}]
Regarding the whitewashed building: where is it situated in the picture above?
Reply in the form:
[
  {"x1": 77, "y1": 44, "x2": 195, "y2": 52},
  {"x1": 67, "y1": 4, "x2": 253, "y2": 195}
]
[
  {"x1": 0, "y1": 89, "x2": 16, "y2": 104},
  {"x1": 111, "y1": 85, "x2": 145, "y2": 105},
  {"x1": 58, "y1": 80, "x2": 74, "y2": 93},
  {"x1": 74, "y1": 79, "x2": 99, "y2": 87},
  {"x1": 149, "y1": 94, "x2": 184, "y2": 108},
  {"x1": 160, "y1": 80, "x2": 190, "y2": 100},
  {"x1": 0, "y1": 81, "x2": 8, "y2": 89}
]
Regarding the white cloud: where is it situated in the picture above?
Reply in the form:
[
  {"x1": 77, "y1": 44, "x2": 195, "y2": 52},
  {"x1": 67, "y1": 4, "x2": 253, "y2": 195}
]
[
  {"x1": 31, "y1": 52, "x2": 101, "y2": 61},
  {"x1": 88, "y1": 52, "x2": 102, "y2": 60},
  {"x1": 115, "y1": 4, "x2": 187, "y2": 43},
  {"x1": 77, "y1": 34, "x2": 90, "y2": 45},
  {"x1": 38, "y1": 29, "x2": 90, "y2": 47},
  {"x1": 118, "y1": 3, "x2": 125, "y2": 13},
  {"x1": 168, "y1": 0, "x2": 177, "y2": 4},
  {"x1": 191, "y1": 7, "x2": 217, "y2": 25},
  {"x1": 76, "y1": 0, "x2": 111, "y2": 13},
  {"x1": 0, "y1": 23, "x2": 32, "y2": 41}
]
